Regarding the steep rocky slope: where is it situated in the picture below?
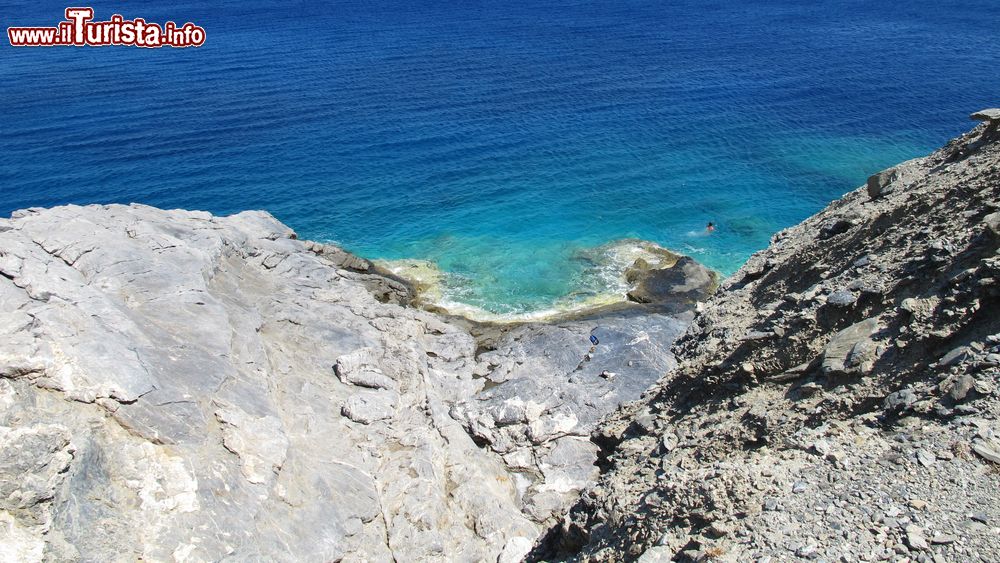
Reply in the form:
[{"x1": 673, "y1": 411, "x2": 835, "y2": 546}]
[{"x1": 534, "y1": 116, "x2": 1000, "y2": 562}]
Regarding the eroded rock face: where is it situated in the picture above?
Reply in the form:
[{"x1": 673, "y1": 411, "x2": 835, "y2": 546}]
[
  {"x1": 451, "y1": 311, "x2": 690, "y2": 523},
  {"x1": 0, "y1": 204, "x2": 542, "y2": 562},
  {"x1": 0, "y1": 202, "x2": 713, "y2": 561}
]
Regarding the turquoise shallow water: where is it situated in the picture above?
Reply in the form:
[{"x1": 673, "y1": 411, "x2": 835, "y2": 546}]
[{"x1": 2, "y1": 1, "x2": 999, "y2": 317}]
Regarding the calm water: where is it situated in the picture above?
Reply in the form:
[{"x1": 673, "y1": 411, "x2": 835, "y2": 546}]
[{"x1": 2, "y1": 1, "x2": 998, "y2": 316}]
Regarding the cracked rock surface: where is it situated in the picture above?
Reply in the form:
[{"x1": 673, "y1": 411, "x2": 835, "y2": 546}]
[
  {"x1": 0, "y1": 204, "x2": 544, "y2": 562},
  {"x1": 451, "y1": 312, "x2": 690, "y2": 524},
  {"x1": 0, "y1": 202, "x2": 704, "y2": 562}
]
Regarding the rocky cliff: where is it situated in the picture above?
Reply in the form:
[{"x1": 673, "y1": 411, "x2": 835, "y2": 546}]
[
  {"x1": 0, "y1": 199, "x2": 713, "y2": 561},
  {"x1": 0, "y1": 205, "x2": 543, "y2": 562},
  {"x1": 533, "y1": 115, "x2": 1000, "y2": 561}
]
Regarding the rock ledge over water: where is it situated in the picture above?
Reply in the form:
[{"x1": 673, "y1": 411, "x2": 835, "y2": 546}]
[{"x1": 0, "y1": 201, "x2": 709, "y2": 561}]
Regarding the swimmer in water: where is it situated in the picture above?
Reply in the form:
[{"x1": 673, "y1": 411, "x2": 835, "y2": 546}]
[{"x1": 706, "y1": 222, "x2": 715, "y2": 232}]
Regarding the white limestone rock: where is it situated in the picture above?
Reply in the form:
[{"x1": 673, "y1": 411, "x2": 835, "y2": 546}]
[{"x1": 0, "y1": 204, "x2": 537, "y2": 562}]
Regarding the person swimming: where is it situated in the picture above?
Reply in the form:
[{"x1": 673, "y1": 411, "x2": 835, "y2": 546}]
[{"x1": 706, "y1": 222, "x2": 715, "y2": 232}]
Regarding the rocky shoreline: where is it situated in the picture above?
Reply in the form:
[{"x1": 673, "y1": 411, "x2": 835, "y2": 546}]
[
  {"x1": 0, "y1": 197, "x2": 714, "y2": 560},
  {"x1": 1, "y1": 112, "x2": 998, "y2": 562},
  {"x1": 374, "y1": 238, "x2": 720, "y2": 325}
]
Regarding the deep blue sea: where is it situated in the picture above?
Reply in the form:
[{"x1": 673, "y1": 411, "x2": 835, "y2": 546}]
[{"x1": 2, "y1": 1, "x2": 998, "y2": 318}]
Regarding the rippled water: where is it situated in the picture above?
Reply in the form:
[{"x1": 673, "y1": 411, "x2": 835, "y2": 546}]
[{"x1": 2, "y1": 0, "x2": 998, "y2": 316}]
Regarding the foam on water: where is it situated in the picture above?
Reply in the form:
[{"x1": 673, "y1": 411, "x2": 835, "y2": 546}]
[{"x1": 381, "y1": 238, "x2": 693, "y2": 322}]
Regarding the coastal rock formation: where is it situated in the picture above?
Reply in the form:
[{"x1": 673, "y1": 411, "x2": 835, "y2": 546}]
[
  {"x1": 442, "y1": 242, "x2": 717, "y2": 525},
  {"x1": 0, "y1": 202, "x2": 710, "y2": 561},
  {"x1": 535, "y1": 117, "x2": 1000, "y2": 561},
  {"x1": 971, "y1": 108, "x2": 1000, "y2": 136},
  {"x1": 625, "y1": 256, "x2": 719, "y2": 310},
  {"x1": 0, "y1": 205, "x2": 543, "y2": 562}
]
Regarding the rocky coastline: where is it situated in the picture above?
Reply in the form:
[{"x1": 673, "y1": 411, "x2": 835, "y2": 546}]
[
  {"x1": 0, "y1": 197, "x2": 714, "y2": 560},
  {"x1": 1, "y1": 112, "x2": 998, "y2": 562}
]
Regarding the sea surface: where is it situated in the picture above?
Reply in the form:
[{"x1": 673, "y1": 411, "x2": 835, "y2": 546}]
[{"x1": 2, "y1": 1, "x2": 998, "y2": 318}]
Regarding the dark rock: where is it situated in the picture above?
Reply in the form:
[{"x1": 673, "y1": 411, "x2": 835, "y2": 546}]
[
  {"x1": 307, "y1": 241, "x2": 373, "y2": 271},
  {"x1": 947, "y1": 375, "x2": 976, "y2": 402},
  {"x1": 940, "y1": 346, "x2": 973, "y2": 367},
  {"x1": 626, "y1": 256, "x2": 718, "y2": 309},
  {"x1": 867, "y1": 167, "x2": 899, "y2": 199},
  {"x1": 885, "y1": 389, "x2": 918, "y2": 412},
  {"x1": 827, "y1": 290, "x2": 857, "y2": 307},
  {"x1": 798, "y1": 382, "x2": 823, "y2": 397},
  {"x1": 820, "y1": 218, "x2": 854, "y2": 239}
]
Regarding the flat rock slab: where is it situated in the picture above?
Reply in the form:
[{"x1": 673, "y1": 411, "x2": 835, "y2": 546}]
[{"x1": 820, "y1": 318, "x2": 880, "y2": 376}]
